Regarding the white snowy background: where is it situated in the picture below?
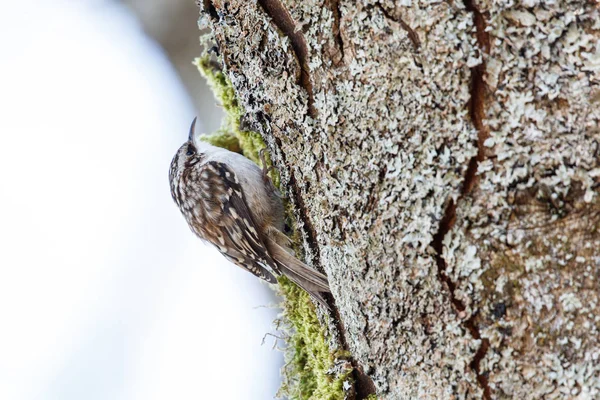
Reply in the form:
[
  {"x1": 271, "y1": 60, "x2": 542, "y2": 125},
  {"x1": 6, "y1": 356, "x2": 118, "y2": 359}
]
[{"x1": 0, "y1": 1, "x2": 282, "y2": 399}]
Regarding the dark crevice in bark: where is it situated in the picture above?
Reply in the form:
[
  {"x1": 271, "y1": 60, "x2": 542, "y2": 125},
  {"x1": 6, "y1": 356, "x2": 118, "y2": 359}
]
[
  {"x1": 463, "y1": 0, "x2": 491, "y2": 397},
  {"x1": 432, "y1": 205, "x2": 490, "y2": 399},
  {"x1": 272, "y1": 130, "x2": 376, "y2": 399},
  {"x1": 273, "y1": 136, "x2": 322, "y2": 265},
  {"x1": 431, "y1": 0, "x2": 491, "y2": 398},
  {"x1": 468, "y1": 324, "x2": 491, "y2": 398},
  {"x1": 465, "y1": 0, "x2": 491, "y2": 53},
  {"x1": 200, "y1": 0, "x2": 218, "y2": 20},
  {"x1": 352, "y1": 368, "x2": 378, "y2": 399},
  {"x1": 326, "y1": 0, "x2": 345, "y2": 64},
  {"x1": 431, "y1": 200, "x2": 459, "y2": 298},
  {"x1": 464, "y1": 0, "x2": 490, "y2": 168},
  {"x1": 257, "y1": 0, "x2": 317, "y2": 117},
  {"x1": 376, "y1": 4, "x2": 421, "y2": 50},
  {"x1": 331, "y1": 305, "x2": 377, "y2": 399}
]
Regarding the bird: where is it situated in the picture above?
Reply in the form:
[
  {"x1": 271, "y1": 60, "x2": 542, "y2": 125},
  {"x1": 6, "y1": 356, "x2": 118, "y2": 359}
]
[{"x1": 169, "y1": 117, "x2": 331, "y2": 307}]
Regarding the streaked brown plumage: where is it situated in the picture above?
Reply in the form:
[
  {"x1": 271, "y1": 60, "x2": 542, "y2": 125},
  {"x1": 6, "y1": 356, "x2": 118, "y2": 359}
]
[{"x1": 169, "y1": 118, "x2": 330, "y2": 306}]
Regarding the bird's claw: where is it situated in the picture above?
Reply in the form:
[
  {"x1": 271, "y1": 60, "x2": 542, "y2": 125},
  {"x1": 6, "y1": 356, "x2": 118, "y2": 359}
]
[{"x1": 259, "y1": 148, "x2": 274, "y2": 182}]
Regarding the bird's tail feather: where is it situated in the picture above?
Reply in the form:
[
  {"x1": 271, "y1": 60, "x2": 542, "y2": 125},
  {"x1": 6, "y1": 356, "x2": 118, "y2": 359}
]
[{"x1": 266, "y1": 238, "x2": 331, "y2": 308}]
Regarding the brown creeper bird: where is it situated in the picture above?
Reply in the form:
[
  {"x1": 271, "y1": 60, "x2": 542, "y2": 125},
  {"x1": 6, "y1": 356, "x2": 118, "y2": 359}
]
[{"x1": 169, "y1": 118, "x2": 330, "y2": 306}]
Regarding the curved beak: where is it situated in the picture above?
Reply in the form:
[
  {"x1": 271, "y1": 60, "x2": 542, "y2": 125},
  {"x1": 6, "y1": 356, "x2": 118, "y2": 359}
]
[{"x1": 188, "y1": 117, "x2": 197, "y2": 142}]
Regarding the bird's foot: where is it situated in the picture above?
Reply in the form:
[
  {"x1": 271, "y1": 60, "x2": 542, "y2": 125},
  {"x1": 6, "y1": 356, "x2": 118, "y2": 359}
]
[{"x1": 259, "y1": 148, "x2": 275, "y2": 182}]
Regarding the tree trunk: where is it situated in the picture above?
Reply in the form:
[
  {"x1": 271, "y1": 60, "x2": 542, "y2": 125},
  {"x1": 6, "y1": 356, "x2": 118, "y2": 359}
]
[{"x1": 199, "y1": 0, "x2": 600, "y2": 398}]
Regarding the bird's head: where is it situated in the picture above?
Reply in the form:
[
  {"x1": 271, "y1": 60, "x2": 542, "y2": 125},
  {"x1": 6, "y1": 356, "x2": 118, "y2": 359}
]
[{"x1": 169, "y1": 117, "x2": 213, "y2": 206}]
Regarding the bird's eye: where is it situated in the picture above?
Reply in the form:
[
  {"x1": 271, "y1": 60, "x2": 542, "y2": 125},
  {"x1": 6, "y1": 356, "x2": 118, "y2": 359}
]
[{"x1": 186, "y1": 145, "x2": 196, "y2": 156}]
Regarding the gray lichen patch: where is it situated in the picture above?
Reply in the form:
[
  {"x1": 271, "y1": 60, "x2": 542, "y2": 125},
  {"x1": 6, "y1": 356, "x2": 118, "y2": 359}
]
[
  {"x1": 203, "y1": 0, "x2": 485, "y2": 397},
  {"x1": 200, "y1": 0, "x2": 600, "y2": 398},
  {"x1": 307, "y1": 2, "x2": 483, "y2": 396},
  {"x1": 444, "y1": 1, "x2": 600, "y2": 398}
]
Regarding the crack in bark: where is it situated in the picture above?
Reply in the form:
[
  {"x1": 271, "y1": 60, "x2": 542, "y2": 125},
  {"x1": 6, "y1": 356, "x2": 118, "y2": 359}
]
[
  {"x1": 431, "y1": 0, "x2": 491, "y2": 398},
  {"x1": 376, "y1": 4, "x2": 421, "y2": 51},
  {"x1": 332, "y1": 305, "x2": 377, "y2": 399},
  {"x1": 272, "y1": 129, "x2": 376, "y2": 399},
  {"x1": 272, "y1": 135, "x2": 322, "y2": 266},
  {"x1": 199, "y1": 0, "x2": 218, "y2": 20},
  {"x1": 257, "y1": 0, "x2": 317, "y2": 118},
  {"x1": 325, "y1": 0, "x2": 345, "y2": 65},
  {"x1": 462, "y1": 0, "x2": 491, "y2": 395}
]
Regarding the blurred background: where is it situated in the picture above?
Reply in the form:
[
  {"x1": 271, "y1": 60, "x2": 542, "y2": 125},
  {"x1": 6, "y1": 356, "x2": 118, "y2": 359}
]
[{"x1": 0, "y1": 1, "x2": 283, "y2": 399}]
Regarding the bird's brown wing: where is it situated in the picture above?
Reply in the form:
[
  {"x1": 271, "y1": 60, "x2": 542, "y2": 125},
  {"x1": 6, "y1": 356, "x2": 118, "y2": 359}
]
[{"x1": 199, "y1": 161, "x2": 279, "y2": 283}]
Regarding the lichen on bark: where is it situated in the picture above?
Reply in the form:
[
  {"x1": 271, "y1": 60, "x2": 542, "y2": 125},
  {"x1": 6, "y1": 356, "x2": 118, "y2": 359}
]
[
  {"x1": 444, "y1": 1, "x2": 600, "y2": 398},
  {"x1": 195, "y1": 0, "x2": 600, "y2": 398}
]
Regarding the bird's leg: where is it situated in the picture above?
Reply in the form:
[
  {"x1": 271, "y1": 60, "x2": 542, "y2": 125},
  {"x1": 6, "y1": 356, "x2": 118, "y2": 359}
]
[{"x1": 259, "y1": 148, "x2": 275, "y2": 182}]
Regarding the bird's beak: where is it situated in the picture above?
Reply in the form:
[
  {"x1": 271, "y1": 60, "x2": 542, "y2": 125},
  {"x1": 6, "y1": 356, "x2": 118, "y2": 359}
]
[{"x1": 188, "y1": 117, "x2": 197, "y2": 142}]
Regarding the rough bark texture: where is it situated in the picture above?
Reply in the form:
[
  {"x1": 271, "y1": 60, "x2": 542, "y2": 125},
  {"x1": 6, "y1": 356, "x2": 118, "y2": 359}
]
[{"x1": 199, "y1": 0, "x2": 600, "y2": 398}]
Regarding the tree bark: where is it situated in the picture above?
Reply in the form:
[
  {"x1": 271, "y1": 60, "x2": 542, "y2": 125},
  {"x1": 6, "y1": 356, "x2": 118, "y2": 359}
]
[{"x1": 199, "y1": 0, "x2": 600, "y2": 398}]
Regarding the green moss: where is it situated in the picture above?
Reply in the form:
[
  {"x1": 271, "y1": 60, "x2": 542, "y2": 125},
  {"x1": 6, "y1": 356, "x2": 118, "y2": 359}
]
[
  {"x1": 277, "y1": 276, "x2": 351, "y2": 400},
  {"x1": 195, "y1": 53, "x2": 351, "y2": 399}
]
